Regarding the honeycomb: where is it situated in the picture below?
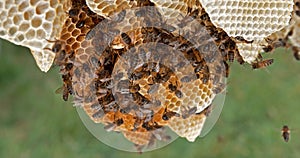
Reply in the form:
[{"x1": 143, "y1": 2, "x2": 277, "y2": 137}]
[
  {"x1": 0, "y1": 0, "x2": 71, "y2": 72},
  {"x1": 86, "y1": 0, "x2": 137, "y2": 18},
  {"x1": 51, "y1": 4, "x2": 227, "y2": 149},
  {"x1": 200, "y1": 0, "x2": 294, "y2": 41},
  {"x1": 168, "y1": 111, "x2": 207, "y2": 142}
]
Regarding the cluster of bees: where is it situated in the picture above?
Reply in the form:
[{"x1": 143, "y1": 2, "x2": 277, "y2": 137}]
[
  {"x1": 49, "y1": 0, "x2": 297, "y2": 151},
  {"x1": 52, "y1": 0, "x2": 104, "y2": 101},
  {"x1": 81, "y1": 8, "x2": 217, "y2": 147}
]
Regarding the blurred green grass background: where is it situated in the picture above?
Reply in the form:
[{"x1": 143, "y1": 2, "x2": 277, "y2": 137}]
[{"x1": 0, "y1": 38, "x2": 300, "y2": 158}]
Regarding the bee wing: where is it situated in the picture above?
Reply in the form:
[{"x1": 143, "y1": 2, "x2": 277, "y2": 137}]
[{"x1": 55, "y1": 86, "x2": 64, "y2": 94}]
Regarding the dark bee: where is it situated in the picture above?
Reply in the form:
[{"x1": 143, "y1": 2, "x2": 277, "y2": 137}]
[
  {"x1": 228, "y1": 51, "x2": 235, "y2": 62},
  {"x1": 204, "y1": 104, "x2": 213, "y2": 116},
  {"x1": 175, "y1": 90, "x2": 183, "y2": 98},
  {"x1": 235, "y1": 36, "x2": 254, "y2": 43},
  {"x1": 180, "y1": 75, "x2": 193, "y2": 82},
  {"x1": 68, "y1": 8, "x2": 79, "y2": 18},
  {"x1": 200, "y1": 12, "x2": 209, "y2": 21},
  {"x1": 76, "y1": 20, "x2": 85, "y2": 28},
  {"x1": 252, "y1": 59, "x2": 274, "y2": 69},
  {"x1": 104, "y1": 123, "x2": 116, "y2": 132},
  {"x1": 212, "y1": 74, "x2": 221, "y2": 85},
  {"x1": 92, "y1": 110, "x2": 105, "y2": 119},
  {"x1": 226, "y1": 39, "x2": 237, "y2": 50},
  {"x1": 121, "y1": 32, "x2": 132, "y2": 45},
  {"x1": 292, "y1": 46, "x2": 300, "y2": 60},
  {"x1": 181, "y1": 107, "x2": 197, "y2": 119},
  {"x1": 224, "y1": 61, "x2": 229, "y2": 77},
  {"x1": 120, "y1": 106, "x2": 131, "y2": 114},
  {"x1": 115, "y1": 118, "x2": 124, "y2": 126},
  {"x1": 201, "y1": 73, "x2": 210, "y2": 84},
  {"x1": 296, "y1": 10, "x2": 300, "y2": 17},
  {"x1": 113, "y1": 10, "x2": 126, "y2": 23},
  {"x1": 212, "y1": 83, "x2": 226, "y2": 94},
  {"x1": 236, "y1": 52, "x2": 245, "y2": 64},
  {"x1": 129, "y1": 84, "x2": 140, "y2": 93},
  {"x1": 142, "y1": 122, "x2": 162, "y2": 131},
  {"x1": 51, "y1": 41, "x2": 63, "y2": 53},
  {"x1": 178, "y1": 9, "x2": 199, "y2": 27},
  {"x1": 132, "y1": 92, "x2": 150, "y2": 106},
  {"x1": 281, "y1": 125, "x2": 290, "y2": 142},
  {"x1": 168, "y1": 83, "x2": 177, "y2": 92},
  {"x1": 91, "y1": 103, "x2": 102, "y2": 110},
  {"x1": 194, "y1": 61, "x2": 207, "y2": 73},
  {"x1": 62, "y1": 84, "x2": 69, "y2": 101},
  {"x1": 130, "y1": 70, "x2": 150, "y2": 81},
  {"x1": 65, "y1": 63, "x2": 73, "y2": 71},
  {"x1": 162, "y1": 108, "x2": 179, "y2": 121}
]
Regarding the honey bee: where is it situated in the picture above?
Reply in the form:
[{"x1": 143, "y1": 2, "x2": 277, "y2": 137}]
[
  {"x1": 296, "y1": 1, "x2": 300, "y2": 8},
  {"x1": 223, "y1": 39, "x2": 237, "y2": 50},
  {"x1": 296, "y1": 10, "x2": 300, "y2": 17},
  {"x1": 129, "y1": 84, "x2": 140, "y2": 93},
  {"x1": 51, "y1": 42, "x2": 63, "y2": 53},
  {"x1": 201, "y1": 73, "x2": 210, "y2": 84},
  {"x1": 115, "y1": 118, "x2": 124, "y2": 126},
  {"x1": 104, "y1": 123, "x2": 116, "y2": 132},
  {"x1": 212, "y1": 83, "x2": 226, "y2": 94},
  {"x1": 112, "y1": 10, "x2": 126, "y2": 23},
  {"x1": 204, "y1": 104, "x2": 213, "y2": 116},
  {"x1": 62, "y1": 84, "x2": 70, "y2": 101},
  {"x1": 120, "y1": 106, "x2": 131, "y2": 114},
  {"x1": 92, "y1": 110, "x2": 105, "y2": 119},
  {"x1": 262, "y1": 38, "x2": 287, "y2": 53},
  {"x1": 223, "y1": 61, "x2": 229, "y2": 77},
  {"x1": 121, "y1": 32, "x2": 132, "y2": 46},
  {"x1": 162, "y1": 108, "x2": 179, "y2": 121},
  {"x1": 168, "y1": 83, "x2": 177, "y2": 92},
  {"x1": 228, "y1": 51, "x2": 235, "y2": 62},
  {"x1": 181, "y1": 107, "x2": 197, "y2": 119},
  {"x1": 235, "y1": 36, "x2": 253, "y2": 44},
  {"x1": 132, "y1": 92, "x2": 150, "y2": 106},
  {"x1": 200, "y1": 12, "x2": 209, "y2": 21},
  {"x1": 68, "y1": 8, "x2": 79, "y2": 18},
  {"x1": 91, "y1": 103, "x2": 103, "y2": 110},
  {"x1": 175, "y1": 90, "x2": 183, "y2": 98},
  {"x1": 292, "y1": 46, "x2": 300, "y2": 60},
  {"x1": 235, "y1": 51, "x2": 245, "y2": 64},
  {"x1": 178, "y1": 9, "x2": 199, "y2": 28},
  {"x1": 141, "y1": 122, "x2": 158, "y2": 131},
  {"x1": 65, "y1": 63, "x2": 73, "y2": 71},
  {"x1": 194, "y1": 61, "x2": 207, "y2": 73},
  {"x1": 281, "y1": 125, "x2": 290, "y2": 142},
  {"x1": 130, "y1": 70, "x2": 150, "y2": 81},
  {"x1": 180, "y1": 75, "x2": 194, "y2": 82},
  {"x1": 252, "y1": 59, "x2": 274, "y2": 69}
]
